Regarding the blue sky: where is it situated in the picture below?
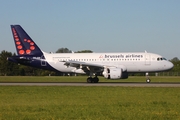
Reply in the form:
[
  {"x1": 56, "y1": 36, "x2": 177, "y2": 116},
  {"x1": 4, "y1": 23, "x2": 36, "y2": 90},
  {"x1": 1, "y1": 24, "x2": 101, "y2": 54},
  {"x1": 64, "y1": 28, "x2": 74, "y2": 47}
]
[{"x1": 0, "y1": 0, "x2": 180, "y2": 60}]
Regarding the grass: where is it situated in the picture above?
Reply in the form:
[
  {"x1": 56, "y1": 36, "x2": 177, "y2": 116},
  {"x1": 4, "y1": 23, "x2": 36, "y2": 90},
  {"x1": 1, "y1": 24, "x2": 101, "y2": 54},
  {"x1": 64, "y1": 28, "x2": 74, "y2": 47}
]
[
  {"x1": 0, "y1": 76, "x2": 180, "y2": 83},
  {"x1": 0, "y1": 86, "x2": 180, "y2": 119},
  {"x1": 0, "y1": 76, "x2": 180, "y2": 119}
]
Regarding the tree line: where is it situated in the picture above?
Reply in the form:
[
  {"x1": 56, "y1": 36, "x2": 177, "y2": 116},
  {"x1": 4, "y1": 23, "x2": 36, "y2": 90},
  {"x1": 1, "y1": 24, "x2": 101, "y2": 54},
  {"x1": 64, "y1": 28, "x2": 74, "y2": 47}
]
[{"x1": 0, "y1": 48, "x2": 179, "y2": 76}]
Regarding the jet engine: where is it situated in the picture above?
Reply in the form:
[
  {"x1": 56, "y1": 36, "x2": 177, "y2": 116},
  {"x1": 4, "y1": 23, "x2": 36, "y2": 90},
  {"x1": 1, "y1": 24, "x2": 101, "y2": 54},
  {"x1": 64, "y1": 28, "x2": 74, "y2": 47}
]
[{"x1": 102, "y1": 67, "x2": 128, "y2": 79}]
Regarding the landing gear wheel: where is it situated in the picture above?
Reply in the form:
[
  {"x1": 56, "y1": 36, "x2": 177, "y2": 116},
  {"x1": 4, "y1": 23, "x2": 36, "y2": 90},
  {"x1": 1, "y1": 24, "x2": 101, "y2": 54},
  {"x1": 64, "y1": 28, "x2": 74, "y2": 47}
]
[
  {"x1": 87, "y1": 77, "x2": 93, "y2": 83},
  {"x1": 146, "y1": 79, "x2": 151, "y2": 83},
  {"x1": 93, "y1": 77, "x2": 99, "y2": 83},
  {"x1": 87, "y1": 77, "x2": 99, "y2": 83},
  {"x1": 145, "y1": 72, "x2": 151, "y2": 83}
]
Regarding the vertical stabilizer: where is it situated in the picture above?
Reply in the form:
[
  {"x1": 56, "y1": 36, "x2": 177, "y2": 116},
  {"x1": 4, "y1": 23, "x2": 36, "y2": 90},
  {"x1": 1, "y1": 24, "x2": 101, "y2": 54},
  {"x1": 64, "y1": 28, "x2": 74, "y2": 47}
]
[{"x1": 11, "y1": 25, "x2": 43, "y2": 56}]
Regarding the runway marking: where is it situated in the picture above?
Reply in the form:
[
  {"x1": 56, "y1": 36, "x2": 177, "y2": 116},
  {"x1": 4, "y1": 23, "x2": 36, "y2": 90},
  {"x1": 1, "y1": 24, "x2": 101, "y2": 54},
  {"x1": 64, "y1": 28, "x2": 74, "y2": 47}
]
[{"x1": 0, "y1": 82, "x2": 180, "y2": 87}]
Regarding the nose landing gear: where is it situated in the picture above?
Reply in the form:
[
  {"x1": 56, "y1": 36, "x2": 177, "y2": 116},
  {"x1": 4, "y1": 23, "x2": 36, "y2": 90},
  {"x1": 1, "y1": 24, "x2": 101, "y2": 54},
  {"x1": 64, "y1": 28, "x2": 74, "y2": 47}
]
[{"x1": 146, "y1": 72, "x2": 151, "y2": 83}]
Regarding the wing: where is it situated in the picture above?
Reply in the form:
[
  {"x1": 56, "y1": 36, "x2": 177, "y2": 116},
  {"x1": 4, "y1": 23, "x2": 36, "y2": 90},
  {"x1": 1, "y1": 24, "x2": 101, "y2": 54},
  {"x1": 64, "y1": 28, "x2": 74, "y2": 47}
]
[{"x1": 64, "y1": 60, "x2": 104, "y2": 73}]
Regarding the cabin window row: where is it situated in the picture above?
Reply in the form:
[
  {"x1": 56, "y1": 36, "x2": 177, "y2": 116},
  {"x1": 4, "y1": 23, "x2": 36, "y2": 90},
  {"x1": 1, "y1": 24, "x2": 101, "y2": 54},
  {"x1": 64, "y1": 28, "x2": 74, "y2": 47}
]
[{"x1": 58, "y1": 58, "x2": 141, "y2": 62}]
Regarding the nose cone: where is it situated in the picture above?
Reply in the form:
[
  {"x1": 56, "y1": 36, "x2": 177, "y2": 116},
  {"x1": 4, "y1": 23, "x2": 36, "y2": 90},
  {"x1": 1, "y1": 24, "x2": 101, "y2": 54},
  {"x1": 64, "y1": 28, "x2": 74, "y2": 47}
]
[{"x1": 167, "y1": 61, "x2": 174, "y2": 70}]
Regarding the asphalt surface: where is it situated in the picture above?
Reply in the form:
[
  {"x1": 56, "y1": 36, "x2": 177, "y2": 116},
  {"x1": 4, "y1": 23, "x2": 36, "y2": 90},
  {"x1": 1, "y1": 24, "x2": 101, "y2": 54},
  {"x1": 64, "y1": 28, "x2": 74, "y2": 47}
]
[{"x1": 0, "y1": 82, "x2": 180, "y2": 87}]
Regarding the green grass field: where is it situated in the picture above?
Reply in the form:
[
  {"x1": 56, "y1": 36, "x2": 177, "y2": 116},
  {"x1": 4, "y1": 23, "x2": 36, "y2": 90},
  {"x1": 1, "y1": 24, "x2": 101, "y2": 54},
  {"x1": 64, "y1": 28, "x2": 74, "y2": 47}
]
[{"x1": 0, "y1": 76, "x2": 180, "y2": 119}]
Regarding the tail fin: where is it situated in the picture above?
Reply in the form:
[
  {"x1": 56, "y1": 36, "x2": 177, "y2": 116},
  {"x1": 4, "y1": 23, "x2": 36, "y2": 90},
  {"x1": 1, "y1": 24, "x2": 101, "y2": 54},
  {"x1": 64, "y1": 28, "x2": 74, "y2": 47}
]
[{"x1": 11, "y1": 25, "x2": 43, "y2": 56}]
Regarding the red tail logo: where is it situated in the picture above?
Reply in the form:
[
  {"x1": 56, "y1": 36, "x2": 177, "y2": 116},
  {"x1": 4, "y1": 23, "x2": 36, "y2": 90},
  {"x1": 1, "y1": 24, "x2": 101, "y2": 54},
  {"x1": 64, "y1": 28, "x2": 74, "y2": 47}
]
[{"x1": 12, "y1": 28, "x2": 36, "y2": 55}]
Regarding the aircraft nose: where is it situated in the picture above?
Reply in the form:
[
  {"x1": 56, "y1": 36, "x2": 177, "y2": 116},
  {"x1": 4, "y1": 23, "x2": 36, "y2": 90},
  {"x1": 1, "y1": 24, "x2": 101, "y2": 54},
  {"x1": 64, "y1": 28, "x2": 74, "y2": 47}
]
[{"x1": 168, "y1": 61, "x2": 174, "y2": 70}]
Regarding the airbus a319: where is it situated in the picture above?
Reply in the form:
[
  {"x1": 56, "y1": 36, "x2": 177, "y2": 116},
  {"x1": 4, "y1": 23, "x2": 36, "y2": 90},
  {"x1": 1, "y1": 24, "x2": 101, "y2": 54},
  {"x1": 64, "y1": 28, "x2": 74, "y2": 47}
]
[{"x1": 7, "y1": 25, "x2": 174, "y2": 83}]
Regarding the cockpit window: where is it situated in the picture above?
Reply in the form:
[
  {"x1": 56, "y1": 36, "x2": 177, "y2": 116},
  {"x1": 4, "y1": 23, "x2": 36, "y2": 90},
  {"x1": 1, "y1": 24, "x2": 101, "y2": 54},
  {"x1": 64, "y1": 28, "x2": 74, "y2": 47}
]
[
  {"x1": 157, "y1": 57, "x2": 167, "y2": 61},
  {"x1": 162, "y1": 58, "x2": 167, "y2": 60}
]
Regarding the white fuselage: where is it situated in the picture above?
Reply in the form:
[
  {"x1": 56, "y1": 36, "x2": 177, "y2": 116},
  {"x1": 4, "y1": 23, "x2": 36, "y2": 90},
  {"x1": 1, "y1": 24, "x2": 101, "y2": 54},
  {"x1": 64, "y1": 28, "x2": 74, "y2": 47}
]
[{"x1": 43, "y1": 52, "x2": 173, "y2": 73}]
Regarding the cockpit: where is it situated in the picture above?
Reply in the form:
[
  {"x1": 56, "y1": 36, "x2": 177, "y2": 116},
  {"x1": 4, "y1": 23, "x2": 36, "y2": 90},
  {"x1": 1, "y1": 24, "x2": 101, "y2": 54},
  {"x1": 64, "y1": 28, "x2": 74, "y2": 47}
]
[{"x1": 157, "y1": 57, "x2": 167, "y2": 61}]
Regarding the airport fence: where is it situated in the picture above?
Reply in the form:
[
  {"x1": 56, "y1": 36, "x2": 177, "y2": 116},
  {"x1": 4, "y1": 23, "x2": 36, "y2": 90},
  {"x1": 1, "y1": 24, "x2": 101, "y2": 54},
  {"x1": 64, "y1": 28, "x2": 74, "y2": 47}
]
[
  {"x1": 156, "y1": 72, "x2": 180, "y2": 76},
  {"x1": 129, "y1": 72, "x2": 180, "y2": 76}
]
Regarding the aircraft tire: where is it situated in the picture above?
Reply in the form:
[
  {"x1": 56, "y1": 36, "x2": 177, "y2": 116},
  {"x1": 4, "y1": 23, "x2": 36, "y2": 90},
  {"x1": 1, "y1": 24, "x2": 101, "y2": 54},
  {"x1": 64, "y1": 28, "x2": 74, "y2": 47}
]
[
  {"x1": 146, "y1": 79, "x2": 151, "y2": 83},
  {"x1": 93, "y1": 77, "x2": 99, "y2": 83},
  {"x1": 87, "y1": 77, "x2": 93, "y2": 83}
]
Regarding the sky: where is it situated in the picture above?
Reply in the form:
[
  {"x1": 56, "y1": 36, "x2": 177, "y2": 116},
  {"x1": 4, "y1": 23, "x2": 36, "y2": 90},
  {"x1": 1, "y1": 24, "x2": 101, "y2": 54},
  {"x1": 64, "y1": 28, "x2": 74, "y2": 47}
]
[{"x1": 0, "y1": 0, "x2": 180, "y2": 60}]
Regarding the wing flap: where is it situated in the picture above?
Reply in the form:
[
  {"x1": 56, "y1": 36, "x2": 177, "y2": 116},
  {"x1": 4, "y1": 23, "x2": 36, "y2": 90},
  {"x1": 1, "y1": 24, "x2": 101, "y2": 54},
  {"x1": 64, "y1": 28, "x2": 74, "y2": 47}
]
[
  {"x1": 64, "y1": 60, "x2": 103, "y2": 68},
  {"x1": 64, "y1": 60, "x2": 104, "y2": 73}
]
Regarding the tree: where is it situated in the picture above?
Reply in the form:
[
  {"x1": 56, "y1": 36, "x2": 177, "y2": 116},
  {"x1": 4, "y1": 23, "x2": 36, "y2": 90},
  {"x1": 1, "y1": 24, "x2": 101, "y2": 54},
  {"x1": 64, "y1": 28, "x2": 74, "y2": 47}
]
[
  {"x1": 170, "y1": 57, "x2": 180, "y2": 72},
  {"x1": 170, "y1": 57, "x2": 179, "y2": 62},
  {"x1": 56, "y1": 48, "x2": 72, "y2": 53},
  {"x1": 0, "y1": 50, "x2": 16, "y2": 75},
  {"x1": 75, "y1": 50, "x2": 93, "y2": 53}
]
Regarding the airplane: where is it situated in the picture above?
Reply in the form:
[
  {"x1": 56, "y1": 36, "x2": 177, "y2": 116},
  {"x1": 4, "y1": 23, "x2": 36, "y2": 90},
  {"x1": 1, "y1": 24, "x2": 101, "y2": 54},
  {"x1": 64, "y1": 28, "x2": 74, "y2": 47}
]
[{"x1": 7, "y1": 25, "x2": 174, "y2": 83}]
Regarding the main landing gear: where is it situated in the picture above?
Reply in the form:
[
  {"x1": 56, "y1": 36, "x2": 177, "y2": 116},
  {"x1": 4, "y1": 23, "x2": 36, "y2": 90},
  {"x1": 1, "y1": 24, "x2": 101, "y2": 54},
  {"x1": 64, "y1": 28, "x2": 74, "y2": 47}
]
[
  {"x1": 87, "y1": 74, "x2": 99, "y2": 83},
  {"x1": 146, "y1": 72, "x2": 151, "y2": 83}
]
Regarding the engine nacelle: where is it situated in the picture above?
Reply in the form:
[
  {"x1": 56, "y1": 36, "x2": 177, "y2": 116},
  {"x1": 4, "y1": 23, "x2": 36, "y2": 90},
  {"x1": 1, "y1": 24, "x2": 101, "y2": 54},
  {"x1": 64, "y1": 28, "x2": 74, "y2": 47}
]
[{"x1": 102, "y1": 68, "x2": 128, "y2": 79}]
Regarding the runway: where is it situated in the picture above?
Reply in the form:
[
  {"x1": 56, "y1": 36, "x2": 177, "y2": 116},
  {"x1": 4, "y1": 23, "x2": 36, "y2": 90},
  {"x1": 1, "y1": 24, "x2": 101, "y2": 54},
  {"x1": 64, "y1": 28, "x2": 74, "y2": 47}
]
[{"x1": 0, "y1": 82, "x2": 180, "y2": 87}]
